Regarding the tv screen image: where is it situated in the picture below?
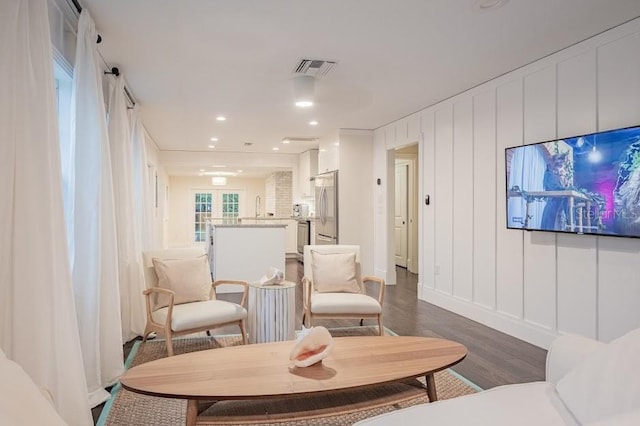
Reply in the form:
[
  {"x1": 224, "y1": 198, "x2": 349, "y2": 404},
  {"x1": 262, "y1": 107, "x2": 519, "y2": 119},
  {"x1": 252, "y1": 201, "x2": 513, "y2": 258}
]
[{"x1": 505, "y1": 125, "x2": 640, "y2": 238}]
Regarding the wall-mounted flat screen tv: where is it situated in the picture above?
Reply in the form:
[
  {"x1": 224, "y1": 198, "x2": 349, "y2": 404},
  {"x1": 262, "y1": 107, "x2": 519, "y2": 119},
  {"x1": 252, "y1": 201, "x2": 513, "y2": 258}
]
[{"x1": 505, "y1": 125, "x2": 640, "y2": 238}]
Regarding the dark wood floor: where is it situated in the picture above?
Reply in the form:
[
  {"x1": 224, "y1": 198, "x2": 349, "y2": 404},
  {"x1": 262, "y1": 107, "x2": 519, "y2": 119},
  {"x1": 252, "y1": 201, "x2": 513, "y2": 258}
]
[{"x1": 93, "y1": 259, "x2": 546, "y2": 423}]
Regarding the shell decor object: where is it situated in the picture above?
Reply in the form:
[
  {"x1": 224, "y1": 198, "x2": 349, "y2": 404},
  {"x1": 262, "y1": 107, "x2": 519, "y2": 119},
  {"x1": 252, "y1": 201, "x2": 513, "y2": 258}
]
[{"x1": 289, "y1": 326, "x2": 334, "y2": 367}]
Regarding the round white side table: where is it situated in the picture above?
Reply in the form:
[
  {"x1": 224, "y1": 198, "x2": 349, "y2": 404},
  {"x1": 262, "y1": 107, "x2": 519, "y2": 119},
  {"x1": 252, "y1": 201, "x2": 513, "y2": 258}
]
[{"x1": 247, "y1": 281, "x2": 296, "y2": 344}]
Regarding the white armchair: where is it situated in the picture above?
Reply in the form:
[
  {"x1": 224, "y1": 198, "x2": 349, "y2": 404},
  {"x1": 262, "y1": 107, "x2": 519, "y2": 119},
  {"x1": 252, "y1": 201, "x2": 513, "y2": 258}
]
[
  {"x1": 354, "y1": 328, "x2": 640, "y2": 425},
  {"x1": 302, "y1": 245, "x2": 385, "y2": 335},
  {"x1": 142, "y1": 248, "x2": 248, "y2": 356}
]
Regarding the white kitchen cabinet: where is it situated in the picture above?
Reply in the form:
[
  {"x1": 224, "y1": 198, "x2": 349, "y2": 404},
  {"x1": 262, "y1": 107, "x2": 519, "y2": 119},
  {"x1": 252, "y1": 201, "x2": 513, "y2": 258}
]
[
  {"x1": 318, "y1": 139, "x2": 338, "y2": 173},
  {"x1": 298, "y1": 149, "x2": 318, "y2": 198},
  {"x1": 285, "y1": 219, "x2": 297, "y2": 256}
]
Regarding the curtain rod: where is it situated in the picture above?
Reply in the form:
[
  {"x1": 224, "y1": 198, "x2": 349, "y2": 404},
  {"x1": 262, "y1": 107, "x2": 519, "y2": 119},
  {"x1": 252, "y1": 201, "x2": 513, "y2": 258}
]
[
  {"x1": 71, "y1": 1, "x2": 136, "y2": 107},
  {"x1": 70, "y1": 0, "x2": 102, "y2": 43}
]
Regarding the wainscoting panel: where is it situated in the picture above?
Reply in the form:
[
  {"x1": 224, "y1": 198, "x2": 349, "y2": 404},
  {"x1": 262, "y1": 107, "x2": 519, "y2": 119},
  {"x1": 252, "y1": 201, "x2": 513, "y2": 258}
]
[
  {"x1": 421, "y1": 111, "x2": 436, "y2": 290},
  {"x1": 452, "y1": 99, "x2": 474, "y2": 302},
  {"x1": 496, "y1": 78, "x2": 525, "y2": 319},
  {"x1": 434, "y1": 106, "x2": 454, "y2": 294},
  {"x1": 472, "y1": 90, "x2": 497, "y2": 310}
]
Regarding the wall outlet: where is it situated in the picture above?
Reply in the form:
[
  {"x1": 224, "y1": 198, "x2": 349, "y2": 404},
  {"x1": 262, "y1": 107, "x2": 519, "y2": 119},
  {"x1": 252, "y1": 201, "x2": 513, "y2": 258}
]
[{"x1": 434, "y1": 265, "x2": 440, "y2": 275}]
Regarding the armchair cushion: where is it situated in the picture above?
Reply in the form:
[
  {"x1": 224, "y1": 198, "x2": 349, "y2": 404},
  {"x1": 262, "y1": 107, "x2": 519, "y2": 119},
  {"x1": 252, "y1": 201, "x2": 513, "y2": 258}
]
[
  {"x1": 152, "y1": 255, "x2": 212, "y2": 309},
  {"x1": 310, "y1": 293, "x2": 382, "y2": 315},
  {"x1": 152, "y1": 300, "x2": 247, "y2": 332},
  {"x1": 311, "y1": 250, "x2": 361, "y2": 294},
  {"x1": 556, "y1": 328, "x2": 640, "y2": 424}
]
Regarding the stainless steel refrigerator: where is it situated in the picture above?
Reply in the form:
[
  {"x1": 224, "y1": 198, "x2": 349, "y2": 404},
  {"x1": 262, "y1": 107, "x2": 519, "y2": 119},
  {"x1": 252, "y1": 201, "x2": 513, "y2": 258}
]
[{"x1": 314, "y1": 170, "x2": 338, "y2": 245}]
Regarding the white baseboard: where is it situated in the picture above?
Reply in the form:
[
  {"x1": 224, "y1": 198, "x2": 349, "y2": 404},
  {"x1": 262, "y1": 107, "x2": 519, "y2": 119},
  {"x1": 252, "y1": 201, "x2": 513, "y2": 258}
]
[{"x1": 419, "y1": 285, "x2": 558, "y2": 349}]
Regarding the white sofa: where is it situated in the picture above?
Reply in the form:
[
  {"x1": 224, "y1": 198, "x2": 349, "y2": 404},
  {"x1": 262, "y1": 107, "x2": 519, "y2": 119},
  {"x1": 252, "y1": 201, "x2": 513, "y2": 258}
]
[
  {"x1": 0, "y1": 348, "x2": 67, "y2": 425},
  {"x1": 354, "y1": 328, "x2": 640, "y2": 426}
]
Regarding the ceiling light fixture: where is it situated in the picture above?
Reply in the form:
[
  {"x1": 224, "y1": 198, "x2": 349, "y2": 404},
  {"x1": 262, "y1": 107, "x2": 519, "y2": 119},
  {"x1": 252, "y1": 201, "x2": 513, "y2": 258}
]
[
  {"x1": 237, "y1": 169, "x2": 243, "y2": 173},
  {"x1": 309, "y1": 120, "x2": 319, "y2": 126},
  {"x1": 203, "y1": 171, "x2": 236, "y2": 176},
  {"x1": 208, "y1": 145, "x2": 215, "y2": 149},
  {"x1": 282, "y1": 139, "x2": 290, "y2": 144},
  {"x1": 216, "y1": 116, "x2": 226, "y2": 121},
  {"x1": 273, "y1": 147, "x2": 280, "y2": 151},
  {"x1": 293, "y1": 75, "x2": 315, "y2": 107},
  {"x1": 211, "y1": 177, "x2": 227, "y2": 186},
  {"x1": 210, "y1": 137, "x2": 218, "y2": 142}
]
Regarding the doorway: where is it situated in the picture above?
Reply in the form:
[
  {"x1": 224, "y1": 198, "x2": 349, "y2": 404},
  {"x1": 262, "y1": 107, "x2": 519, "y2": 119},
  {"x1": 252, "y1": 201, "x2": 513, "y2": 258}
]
[{"x1": 394, "y1": 144, "x2": 419, "y2": 274}]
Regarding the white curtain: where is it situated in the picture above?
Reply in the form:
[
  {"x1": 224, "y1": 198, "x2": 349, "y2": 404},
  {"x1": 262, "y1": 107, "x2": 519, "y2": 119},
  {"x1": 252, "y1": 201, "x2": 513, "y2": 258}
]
[
  {"x1": 508, "y1": 145, "x2": 547, "y2": 228},
  {"x1": 0, "y1": 0, "x2": 92, "y2": 424},
  {"x1": 131, "y1": 107, "x2": 155, "y2": 251},
  {"x1": 71, "y1": 9, "x2": 124, "y2": 407},
  {"x1": 108, "y1": 77, "x2": 147, "y2": 341}
]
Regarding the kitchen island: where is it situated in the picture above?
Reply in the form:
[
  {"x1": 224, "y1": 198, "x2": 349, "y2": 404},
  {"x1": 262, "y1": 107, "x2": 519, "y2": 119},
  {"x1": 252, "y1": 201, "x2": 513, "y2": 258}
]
[{"x1": 210, "y1": 223, "x2": 286, "y2": 293}]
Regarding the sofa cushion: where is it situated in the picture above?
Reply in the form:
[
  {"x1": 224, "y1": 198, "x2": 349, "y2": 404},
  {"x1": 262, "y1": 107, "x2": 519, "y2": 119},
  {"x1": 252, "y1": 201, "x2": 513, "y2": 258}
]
[
  {"x1": 353, "y1": 382, "x2": 577, "y2": 426},
  {"x1": 310, "y1": 293, "x2": 382, "y2": 315},
  {"x1": 152, "y1": 300, "x2": 247, "y2": 332},
  {"x1": 152, "y1": 255, "x2": 212, "y2": 309},
  {"x1": 311, "y1": 250, "x2": 361, "y2": 293},
  {"x1": 556, "y1": 328, "x2": 640, "y2": 424},
  {"x1": 585, "y1": 408, "x2": 640, "y2": 426},
  {"x1": 0, "y1": 350, "x2": 67, "y2": 425}
]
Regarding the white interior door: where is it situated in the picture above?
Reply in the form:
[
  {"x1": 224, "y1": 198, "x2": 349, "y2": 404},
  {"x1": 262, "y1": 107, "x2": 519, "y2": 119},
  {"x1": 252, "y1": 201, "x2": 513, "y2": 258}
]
[{"x1": 395, "y1": 162, "x2": 409, "y2": 267}]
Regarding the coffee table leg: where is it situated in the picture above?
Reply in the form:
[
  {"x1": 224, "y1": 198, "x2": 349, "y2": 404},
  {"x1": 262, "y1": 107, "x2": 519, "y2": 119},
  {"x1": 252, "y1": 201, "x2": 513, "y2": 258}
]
[
  {"x1": 425, "y1": 373, "x2": 437, "y2": 401},
  {"x1": 186, "y1": 399, "x2": 198, "y2": 426}
]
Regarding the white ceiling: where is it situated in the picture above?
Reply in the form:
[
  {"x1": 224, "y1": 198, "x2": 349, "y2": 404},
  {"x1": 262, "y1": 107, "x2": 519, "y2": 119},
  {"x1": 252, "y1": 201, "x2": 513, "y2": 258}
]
[{"x1": 83, "y1": 0, "x2": 640, "y2": 176}]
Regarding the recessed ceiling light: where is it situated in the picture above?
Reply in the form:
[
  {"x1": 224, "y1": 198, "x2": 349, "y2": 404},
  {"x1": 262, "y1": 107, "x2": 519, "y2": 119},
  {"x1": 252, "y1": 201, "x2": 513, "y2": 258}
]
[
  {"x1": 309, "y1": 120, "x2": 319, "y2": 126},
  {"x1": 272, "y1": 147, "x2": 280, "y2": 151},
  {"x1": 282, "y1": 139, "x2": 290, "y2": 144},
  {"x1": 208, "y1": 145, "x2": 216, "y2": 149},
  {"x1": 473, "y1": 0, "x2": 508, "y2": 11},
  {"x1": 199, "y1": 169, "x2": 205, "y2": 172},
  {"x1": 216, "y1": 116, "x2": 226, "y2": 121},
  {"x1": 211, "y1": 165, "x2": 226, "y2": 168},
  {"x1": 210, "y1": 137, "x2": 218, "y2": 142},
  {"x1": 295, "y1": 101, "x2": 313, "y2": 108},
  {"x1": 237, "y1": 169, "x2": 243, "y2": 173}
]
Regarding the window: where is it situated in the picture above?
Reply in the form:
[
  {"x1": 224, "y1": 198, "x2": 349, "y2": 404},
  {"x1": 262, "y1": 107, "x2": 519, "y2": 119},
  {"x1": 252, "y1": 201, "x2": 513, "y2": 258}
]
[
  {"x1": 192, "y1": 190, "x2": 245, "y2": 242},
  {"x1": 194, "y1": 192, "x2": 213, "y2": 242}
]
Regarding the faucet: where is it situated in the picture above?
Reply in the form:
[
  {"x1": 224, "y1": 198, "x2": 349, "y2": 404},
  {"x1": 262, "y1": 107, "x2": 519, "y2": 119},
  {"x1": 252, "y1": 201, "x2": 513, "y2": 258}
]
[{"x1": 255, "y1": 195, "x2": 261, "y2": 218}]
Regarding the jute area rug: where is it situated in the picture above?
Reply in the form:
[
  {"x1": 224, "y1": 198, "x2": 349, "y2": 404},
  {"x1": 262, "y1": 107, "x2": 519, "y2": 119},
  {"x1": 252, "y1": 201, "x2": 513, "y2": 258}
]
[{"x1": 99, "y1": 327, "x2": 479, "y2": 426}]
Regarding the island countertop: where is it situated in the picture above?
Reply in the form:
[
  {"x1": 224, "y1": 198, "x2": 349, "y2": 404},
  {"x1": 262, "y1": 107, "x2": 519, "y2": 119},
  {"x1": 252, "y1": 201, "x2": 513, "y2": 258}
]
[{"x1": 211, "y1": 223, "x2": 286, "y2": 228}]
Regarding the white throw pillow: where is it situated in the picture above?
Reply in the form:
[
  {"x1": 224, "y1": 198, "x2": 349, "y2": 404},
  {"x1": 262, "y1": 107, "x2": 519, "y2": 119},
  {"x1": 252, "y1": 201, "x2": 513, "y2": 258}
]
[
  {"x1": 311, "y1": 250, "x2": 361, "y2": 293},
  {"x1": 556, "y1": 328, "x2": 640, "y2": 424},
  {"x1": 152, "y1": 255, "x2": 212, "y2": 309}
]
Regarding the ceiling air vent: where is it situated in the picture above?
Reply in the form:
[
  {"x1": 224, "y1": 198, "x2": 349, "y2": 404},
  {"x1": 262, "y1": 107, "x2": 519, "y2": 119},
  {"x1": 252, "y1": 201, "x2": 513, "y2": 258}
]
[{"x1": 293, "y1": 59, "x2": 336, "y2": 76}]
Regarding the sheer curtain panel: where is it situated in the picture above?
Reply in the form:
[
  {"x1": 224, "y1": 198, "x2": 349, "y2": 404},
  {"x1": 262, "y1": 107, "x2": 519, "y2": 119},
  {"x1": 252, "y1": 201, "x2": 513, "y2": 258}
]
[
  {"x1": 0, "y1": 0, "x2": 92, "y2": 424},
  {"x1": 108, "y1": 77, "x2": 147, "y2": 341},
  {"x1": 71, "y1": 9, "x2": 124, "y2": 407},
  {"x1": 131, "y1": 106, "x2": 155, "y2": 251}
]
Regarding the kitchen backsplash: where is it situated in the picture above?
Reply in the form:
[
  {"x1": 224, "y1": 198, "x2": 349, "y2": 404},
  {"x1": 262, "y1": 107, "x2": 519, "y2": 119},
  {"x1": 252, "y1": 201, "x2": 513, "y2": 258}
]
[{"x1": 265, "y1": 171, "x2": 292, "y2": 217}]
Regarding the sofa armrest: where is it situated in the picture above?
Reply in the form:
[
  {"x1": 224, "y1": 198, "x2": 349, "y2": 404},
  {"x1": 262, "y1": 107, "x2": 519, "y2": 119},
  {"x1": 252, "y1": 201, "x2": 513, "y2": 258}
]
[{"x1": 546, "y1": 334, "x2": 605, "y2": 383}]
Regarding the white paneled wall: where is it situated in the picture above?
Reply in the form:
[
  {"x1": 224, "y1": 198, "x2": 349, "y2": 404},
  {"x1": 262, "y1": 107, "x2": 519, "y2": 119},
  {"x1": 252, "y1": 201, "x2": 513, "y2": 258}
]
[{"x1": 373, "y1": 18, "x2": 640, "y2": 348}]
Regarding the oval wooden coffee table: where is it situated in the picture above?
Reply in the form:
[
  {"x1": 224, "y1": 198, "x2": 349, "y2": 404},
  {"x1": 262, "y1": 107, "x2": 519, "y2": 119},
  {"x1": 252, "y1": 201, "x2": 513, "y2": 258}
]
[{"x1": 120, "y1": 336, "x2": 467, "y2": 425}]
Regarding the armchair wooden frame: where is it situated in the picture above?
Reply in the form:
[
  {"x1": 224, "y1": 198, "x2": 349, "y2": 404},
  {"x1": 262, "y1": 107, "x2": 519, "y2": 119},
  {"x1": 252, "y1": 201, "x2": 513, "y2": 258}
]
[
  {"x1": 302, "y1": 275, "x2": 385, "y2": 334},
  {"x1": 142, "y1": 279, "x2": 249, "y2": 356},
  {"x1": 302, "y1": 245, "x2": 386, "y2": 336}
]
